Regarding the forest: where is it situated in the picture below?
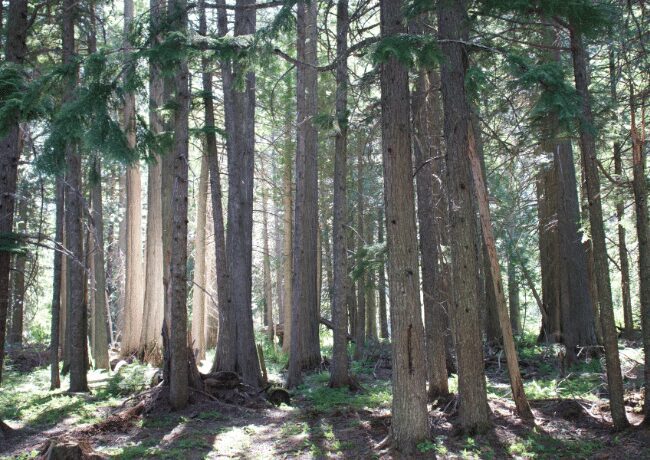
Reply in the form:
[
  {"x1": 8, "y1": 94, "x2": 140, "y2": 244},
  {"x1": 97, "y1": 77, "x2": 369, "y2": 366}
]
[{"x1": 0, "y1": 0, "x2": 649, "y2": 458}]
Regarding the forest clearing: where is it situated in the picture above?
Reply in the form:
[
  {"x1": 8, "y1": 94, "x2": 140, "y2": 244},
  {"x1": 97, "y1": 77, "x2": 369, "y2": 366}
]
[{"x1": 0, "y1": 0, "x2": 649, "y2": 458}]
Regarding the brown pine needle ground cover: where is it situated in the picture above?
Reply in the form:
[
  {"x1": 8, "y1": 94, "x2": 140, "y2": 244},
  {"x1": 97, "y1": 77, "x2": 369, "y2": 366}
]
[{"x1": 1, "y1": 337, "x2": 649, "y2": 459}]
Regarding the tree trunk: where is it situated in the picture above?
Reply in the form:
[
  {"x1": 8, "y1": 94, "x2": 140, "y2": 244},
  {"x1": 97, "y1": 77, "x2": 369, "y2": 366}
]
[
  {"x1": 281, "y1": 119, "x2": 293, "y2": 353},
  {"x1": 139, "y1": 0, "x2": 166, "y2": 364},
  {"x1": 167, "y1": 0, "x2": 190, "y2": 410},
  {"x1": 191, "y1": 155, "x2": 209, "y2": 360},
  {"x1": 379, "y1": 0, "x2": 429, "y2": 452},
  {"x1": 90, "y1": 158, "x2": 110, "y2": 370},
  {"x1": 50, "y1": 178, "x2": 64, "y2": 389},
  {"x1": 329, "y1": 0, "x2": 353, "y2": 389},
  {"x1": 287, "y1": 0, "x2": 321, "y2": 388},
  {"x1": 410, "y1": 45, "x2": 449, "y2": 400},
  {"x1": 8, "y1": 195, "x2": 27, "y2": 346},
  {"x1": 507, "y1": 253, "x2": 520, "y2": 336},
  {"x1": 377, "y1": 209, "x2": 388, "y2": 339},
  {"x1": 629, "y1": 103, "x2": 650, "y2": 424},
  {"x1": 0, "y1": 0, "x2": 28, "y2": 384},
  {"x1": 225, "y1": 0, "x2": 262, "y2": 388},
  {"x1": 438, "y1": 0, "x2": 490, "y2": 432},
  {"x1": 353, "y1": 148, "x2": 366, "y2": 360},
  {"x1": 120, "y1": 0, "x2": 144, "y2": 358},
  {"x1": 262, "y1": 181, "x2": 273, "y2": 344},
  {"x1": 570, "y1": 27, "x2": 628, "y2": 429},
  {"x1": 207, "y1": 0, "x2": 233, "y2": 374}
]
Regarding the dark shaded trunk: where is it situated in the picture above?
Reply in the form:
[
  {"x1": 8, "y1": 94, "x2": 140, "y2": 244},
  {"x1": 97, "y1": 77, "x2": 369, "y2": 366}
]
[
  {"x1": 570, "y1": 26, "x2": 628, "y2": 429},
  {"x1": 353, "y1": 148, "x2": 366, "y2": 360},
  {"x1": 50, "y1": 179, "x2": 64, "y2": 389},
  {"x1": 376, "y1": 209, "x2": 388, "y2": 339},
  {"x1": 0, "y1": 0, "x2": 28, "y2": 384},
  {"x1": 410, "y1": 34, "x2": 448, "y2": 400},
  {"x1": 507, "y1": 253, "x2": 520, "y2": 336},
  {"x1": 328, "y1": 0, "x2": 352, "y2": 389},
  {"x1": 287, "y1": 0, "x2": 321, "y2": 388},
  {"x1": 438, "y1": 0, "x2": 490, "y2": 432},
  {"x1": 379, "y1": 0, "x2": 429, "y2": 452}
]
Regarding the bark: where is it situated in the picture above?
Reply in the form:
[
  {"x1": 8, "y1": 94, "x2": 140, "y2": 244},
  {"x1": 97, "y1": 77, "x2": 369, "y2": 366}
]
[
  {"x1": 610, "y1": 49, "x2": 634, "y2": 338},
  {"x1": 329, "y1": 0, "x2": 353, "y2": 389},
  {"x1": 120, "y1": 0, "x2": 144, "y2": 358},
  {"x1": 570, "y1": 27, "x2": 628, "y2": 429},
  {"x1": 50, "y1": 178, "x2": 63, "y2": 389},
  {"x1": 90, "y1": 158, "x2": 110, "y2": 370},
  {"x1": 262, "y1": 182, "x2": 274, "y2": 344},
  {"x1": 377, "y1": 209, "x2": 388, "y2": 339},
  {"x1": 0, "y1": 0, "x2": 28, "y2": 384},
  {"x1": 281, "y1": 121, "x2": 293, "y2": 353},
  {"x1": 507, "y1": 254, "x2": 520, "y2": 336},
  {"x1": 274, "y1": 197, "x2": 283, "y2": 337},
  {"x1": 207, "y1": 0, "x2": 233, "y2": 374},
  {"x1": 629, "y1": 106, "x2": 650, "y2": 424},
  {"x1": 438, "y1": 0, "x2": 490, "y2": 432},
  {"x1": 191, "y1": 155, "x2": 209, "y2": 360},
  {"x1": 353, "y1": 148, "x2": 366, "y2": 360},
  {"x1": 225, "y1": 0, "x2": 262, "y2": 387},
  {"x1": 8, "y1": 196, "x2": 27, "y2": 346},
  {"x1": 411, "y1": 49, "x2": 449, "y2": 400},
  {"x1": 287, "y1": 0, "x2": 321, "y2": 388},
  {"x1": 379, "y1": 0, "x2": 429, "y2": 452},
  {"x1": 168, "y1": 0, "x2": 190, "y2": 410},
  {"x1": 139, "y1": 0, "x2": 165, "y2": 364}
]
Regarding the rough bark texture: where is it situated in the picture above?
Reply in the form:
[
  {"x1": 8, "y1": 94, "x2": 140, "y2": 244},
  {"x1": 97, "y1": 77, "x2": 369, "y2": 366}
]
[
  {"x1": 226, "y1": 0, "x2": 262, "y2": 388},
  {"x1": 629, "y1": 109, "x2": 650, "y2": 424},
  {"x1": 377, "y1": 209, "x2": 388, "y2": 339},
  {"x1": 329, "y1": 0, "x2": 352, "y2": 389},
  {"x1": 438, "y1": 0, "x2": 490, "y2": 432},
  {"x1": 411, "y1": 46, "x2": 449, "y2": 400},
  {"x1": 262, "y1": 182, "x2": 273, "y2": 344},
  {"x1": 120, "y1": 0, "x2": 144, "y2": 358},
  {"x1": 287, "y1": 0, "x2": 321, "y2": 388},
  {"x1": 507, "y1": 254, "x2": 520, "y2": 336},
  {"x1": 90, "y1": 158, "x2": 110, "y2": 370},
  {"x1": 281, "y1": 122, "x2": 293, "y2": 353},
  {"x1": 0, "y1": 0, "x2": 28, "y2": 384},
  {"x1": 192, "y1": 155, "x2": 209, "y2": 360},
  {"x1": 50, "y1": 179, "x2": 64, "y2": 389},
  {"x1": 570, "y1": 28, "x2": 628, "y2": 429},
  {"x1": 139, "y1": 0, "x2": 166, "y2": 365},
  {"x1": 379, "y1": 0, "x2": 429, "y2": 452},
  {"x1": 207, "y1": 0, "x2": 233, "y2": 374},
  {"x1": 353, "y1": 148, "x2": 366, "y2": 360},
  {"x1": 168, "y1": 0, "x2": 190, "y2": 410}
]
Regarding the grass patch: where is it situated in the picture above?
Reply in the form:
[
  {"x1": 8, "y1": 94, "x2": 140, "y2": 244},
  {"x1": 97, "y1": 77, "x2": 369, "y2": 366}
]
[
  {"x1": 298, "y1": 373, "x2": 391, "y2": 413},
  {"x1": 508, "y1": 429, "x2": 603, "y2": 459}
]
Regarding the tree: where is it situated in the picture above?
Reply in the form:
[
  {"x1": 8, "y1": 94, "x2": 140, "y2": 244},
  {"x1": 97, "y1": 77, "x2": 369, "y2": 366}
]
[
  {"x1": 121, "y1": 0, "x2": 145, "y2": 358},
  {"x1": 191, "y1": 155, "x2": 209, "y2": 360},
  {"x1": 329, "y1": 0, "x2": 353, "y2": 389},
  {"x1": 261, "y1": 180, "x2": 274, "y2": 344},
  {"x1": 438, "y1": 0, "x2": 490, "y2": 433},
  {"x1": 569, "y1": 25, "x2": 628, "y2": 430},
  {"x1": 0, "y1": 0, "x2": 28, "y2": 384},
  {"x1": 50, "y1": 178, "x2": 64, "y2": 389},
  {"x1": 287, "y1": 0, "x2": 321, "y2": 388},
  {"x1": 8, "y1": 193, "x2": 27, "y2": 346},
  {"x1": 378, "y1": 0, "x2": 429, "y2": 452}
]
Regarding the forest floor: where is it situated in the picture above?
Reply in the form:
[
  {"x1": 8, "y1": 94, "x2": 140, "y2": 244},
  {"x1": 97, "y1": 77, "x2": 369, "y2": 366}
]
[{"x1": 1, "y1": 335, "x2": 649, "y2": 459}]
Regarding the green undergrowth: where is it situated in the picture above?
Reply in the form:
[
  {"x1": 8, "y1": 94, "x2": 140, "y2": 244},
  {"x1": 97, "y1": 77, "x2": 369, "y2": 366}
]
[{"x1": 0, "y1": 361, "x2": 152, "y2": 429}]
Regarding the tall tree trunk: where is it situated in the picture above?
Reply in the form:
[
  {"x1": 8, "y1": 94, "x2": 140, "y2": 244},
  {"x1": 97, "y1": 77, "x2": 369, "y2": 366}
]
[
  {"x1": 50, "y1": 178, "x2": 64, "y2": 388},
  {"x1": 225, "y1": 0, "x2": 262, "y2": 387},
  {"x1": 0, "y1": 0, "x2": 28, "y2": 384},
  {"x1": 139, "y1": 0, "x2": 165, "y2": 364},
  {"x1": 570, "y1": 27, "x2": 628, "y2": 429},
  {"x1": 121, "y1": 0, "x2": 144, "y2": 357},
  {"x1": 8, "y1": 196, "x2": 27, "y2": 346},
  {"x1": 90, "y1": 158, "x2": 110, "y2": 370},
  {"x1": 629, "y1": 100, "x2": 650, "y2": 424},
  {"x1": 191, "y1": 155, "x2": 209, "y2": 360},
  {"x1": 207, "y1": 0, "x2": 233, "y2": 374},
  {"x1": 287, "y1": 0, "x2": 321, "y2": 388},
  {"x1": 377, "y1": 209, "x2": 388, "y2": 339},
  {"x1": 329, "y1": 0, "x2": 353, "y2": 389},
  {"x1": 262, "y1": 181, "x2": 273, "y2": 344},
  {"x1": 411, "y1": 48, "x2": 449, "y2": 400},
  {"x1": 167, "y1": 0, "x2": 190, "y2": 410},
  {"x1": 609, "y1": 48, "x2": 634, "y2": 338},
  {"x1": 353, "y1": 148, "x2": 366, "y2": 359},
  {"x1": 507, "y1": 253, "x2": 520, "y2": 336},
  {"x1": 281, "y1": 121, "x2": 293, "y2": 353},
  {"x1": 274, "y1": 196, "x2": 283, "y2": 338},
  {"x1": 379, "y1": 0, "x2": 428, "y2": 452},
  {"x1": 62, "y1": 0, "x2": 88, "y2": 393},
  {"x1": 438, "y1": 0, "x2": 490, "y2": 432}
]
